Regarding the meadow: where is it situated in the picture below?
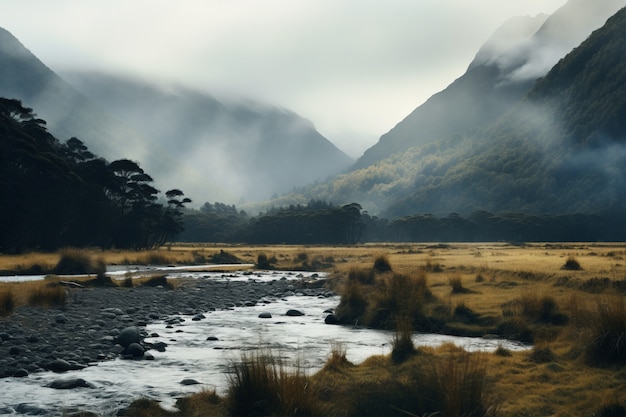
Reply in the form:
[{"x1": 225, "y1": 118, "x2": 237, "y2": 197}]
[{"x1": 1, "y1": 242, "x2": 625, "y2": 416}]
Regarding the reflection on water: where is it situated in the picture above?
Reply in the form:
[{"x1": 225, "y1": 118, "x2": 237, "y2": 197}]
[{"x1": 0, "y1": 269, "x2": 529, "y2": 416}]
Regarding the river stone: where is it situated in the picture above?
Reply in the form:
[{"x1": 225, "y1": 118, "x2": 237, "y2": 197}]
[
  {"x1": 286, "y1": 309, "x2": 304, "y2": 316},
  {"x1": 49, "y1": 378, "x2": 91, "y2": 389},
  {"x1": 126, "y1": 343, "x2": 145, "y2": 357},
  {"x1": 324, "y1": 314, "x2": 339, "y2": 325},
  {"x1": 258, "y1": 312, "x2": 272, "y2": 319},
  {"x1": 13, "y1": 368, "x2": 29, "y2": 377},
  {"x1": 0, "y1": 332, "x2": 9, "y2": 341},
  {"x1": 55, "y1": 315, "x2": 67, "y2": 324},
  {"x1": 180, "y1": 378, "x2": 201, "y2": 385},
  {"x1": 206, "y1": 336, "x2": 219, "y2": 341},
  {"x1": 116, "y1": 327, "x2": 141, "y2": 348},
  {"x1": 48, "y1": 359, "x2": 71, "y2": 373}
]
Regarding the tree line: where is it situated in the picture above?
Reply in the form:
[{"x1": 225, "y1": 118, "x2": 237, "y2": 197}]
[
  {"x1": 0, "y1": 98, "x2": 190, "y2": 253},
  {"x1": 180, "y1": 201, "x2": 625, "y2": 244}
]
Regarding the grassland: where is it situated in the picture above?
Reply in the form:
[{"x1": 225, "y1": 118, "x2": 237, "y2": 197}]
[{"x1": 1, "y1": 242, "x2": 625, "y2": 416}]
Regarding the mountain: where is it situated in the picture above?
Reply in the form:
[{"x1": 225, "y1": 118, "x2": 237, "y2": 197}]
[
  {"x1": 277, "y1": 4, "x2": 626, "y2": 218},
  {"x1": 0, "y1": 27, "x2": 352, "y2": 203},
  {"x1": 354, "y1": 0, "x2": 625, "y2": 170},
  {"x1": 0, "y1": 27, "x2": 142, "y2": 161},
  {"x1": 60, "y1": 72, "x2": 353, "y2": 202},
  {"x1": 383, "y1": 6, "x2": 626, "y2": 217}
]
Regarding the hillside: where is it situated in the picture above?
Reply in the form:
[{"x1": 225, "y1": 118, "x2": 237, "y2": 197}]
[
  {"x1": 383, "y1": 6, "x2": 626, "y2": 218},
  {"x1": 0, "y1": 28, "x2": 352, "y2": 204},
  {"x1": 276, "y1": 6, "x2": 626, "y2": 218},
  {"x1": 354, "y1": 0, "x2": 625, "y2": 170},
  {"x1": 61, "y1": 72, "x2": 353, "y2": 202}
]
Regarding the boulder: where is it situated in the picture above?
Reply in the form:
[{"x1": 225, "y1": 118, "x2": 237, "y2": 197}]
[
  {"x1": 180, "y1": 378, "x2": 201, "y2": 385},
  {"x1": 324, "y1": 314, "x2": 339, "y2": 325},
  {"x1": 116, "y1": 327, "x2": 141, "y2": 348},
  {"x1": 126, "y1": 343, "x2": 145, "y2": 358},
  {"x1": 49, "y1": 378, "x2": 91, "y2": 389},
  {"x1": 286, "y1": 309, "x2": 304, "y2": 317},
  {"x1": 258, "y1": 312, "x2": 272, "y2": 319},
  {"x1": 48, "y1": 359, "x2": 71, "y2": 373}
]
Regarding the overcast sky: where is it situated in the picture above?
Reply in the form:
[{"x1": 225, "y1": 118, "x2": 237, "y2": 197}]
[{"x1": 2, "y1": 1, "x2": 567, "y2": 157}]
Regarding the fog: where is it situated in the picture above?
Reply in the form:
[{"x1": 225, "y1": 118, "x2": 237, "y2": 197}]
[{"x1": 2, "y1": 1, "x2": 567, "y2": 158}]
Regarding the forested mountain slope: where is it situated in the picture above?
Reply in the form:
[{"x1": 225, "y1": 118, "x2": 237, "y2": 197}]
[
  {"x1": 278, "y1": 7, "x2": 625, "y2": 218},
  {"x1": 383, "y1": 7, "x2": 626, "y2": 217}
]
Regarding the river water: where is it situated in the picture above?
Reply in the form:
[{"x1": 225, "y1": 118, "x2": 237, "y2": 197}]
[{"x1": 0, "y1": 269, "x2": 530, "y2": 416}]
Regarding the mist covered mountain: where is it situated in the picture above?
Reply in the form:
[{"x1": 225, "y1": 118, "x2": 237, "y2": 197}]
[
  {"x1": 279, "y1": 3, "x2": 626, "y2": 218},
  {"x1": 0, "y1": 27, "x2": 142, "y2": 161},
  {"x1": 355, "y1": 0, "x2": 624, "y2": 170},
  {"x1": 0, "y1": 28, "x2": 352, "y2": 203}
]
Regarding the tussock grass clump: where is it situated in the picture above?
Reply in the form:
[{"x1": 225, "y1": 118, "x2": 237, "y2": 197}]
[
  {"x1": 256, "y1": 253, "x2": 277, "y2": 269},
  {"x1": 227, "y1": 351, "x2": 321, "y2": 417},
  {"x1": 528, "y1": 344, "x2": 556, "y2": 363},
  {"x1": 561, "y1": 255, "x2": 583, "y2": 270},
  {"x1": 53, "y1": 248, "x2": 102, "y2": 275},
  {"x1": 210, "y1": 249, "x2": 242, "y2": 264},
  {"x1": 368, "y1": 272, "x2": 429, "y2": 329},
  {"x1": 508, "y1": 290, "x2": 568, "y2": 325},
  {"x1": 0, "y1": 289, "x2": 15, "y2": 316},
  {"x1": 27, "y1": 284, "x2": 67, "y2": 307},
  {"x1": 373, "y1": 254, "x2": 392, "y2": 273},
  {"x1": 391, "y1": 315, "x2": 415, "y2": 363},
  {"x1": 433, "y1": 351, "x2": 491, "y2": 417},
  {"x1": 585, "y1": 296, "x2": 626, "y2": 367},
  {"x1": 496, "y1": 317, "x2": 534, "y2": 344},
  {"x1": 140, "y1": 274, "x2": 174, "y2": 290},
  {"x1": 335, "y1": 280, "x2": 368, "y2": 325},
  {"x1": 449, "y1": 274, "x2": 473, "y2": 294},
  {"x1": 323, "y1": 342, "x2": 353, "y2": 372}
]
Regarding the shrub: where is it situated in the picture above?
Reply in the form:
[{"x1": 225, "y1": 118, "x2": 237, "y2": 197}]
[
  {"x1": 373, "y1": 254, "x2": 392, "y2": 273},
  {"x1": 561, "y1": 256, "x2": 583, "y2": 270},
  {"x1": 585, "y1": 297, "x2": 626, "y2": 367},
  {"x1": 53, "y1": 248, "x2": 95, "y2": 275},
  {"x1": 256, "y1": 253, "x2": 273, "y2": 269},
  {"x1": 226, "y1": 350, "x2": 321, "y2": 417},
  {"x1": 0, "y1": 289, "x2": 15, "y2": 316},
  {"x1": 210, "y1": 249, "x2": 242, "y2": 264}
]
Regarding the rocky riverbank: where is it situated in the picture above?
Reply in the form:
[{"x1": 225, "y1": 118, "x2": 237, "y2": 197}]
[{"x1": 0, "y1": 273, "x2": 333, "y2": 381}]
